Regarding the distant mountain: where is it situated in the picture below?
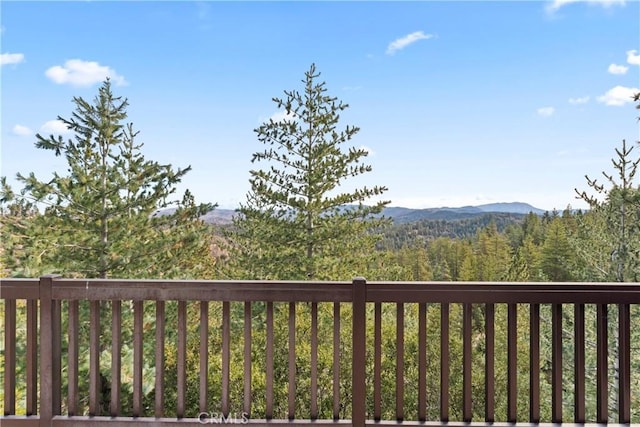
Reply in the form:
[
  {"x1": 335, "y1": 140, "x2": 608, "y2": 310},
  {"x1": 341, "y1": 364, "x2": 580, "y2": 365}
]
[
  {"x1": 475, "y1": 202, "x2": 546, "y2": 215},
  {"x1": 201, "y1": 209, "x2": 236, "y2": 225},
  {"x1": 153, "y1": 207, "x2": 237, "y2": 225},
  {"x1": 381, "y1": 202, "x2": 545, "y2": 224},
  {"x1": 378, "y1": 206, "x2": 416, "y2": 218},
  {"x1": 156, "y1": 202, "x2": 547, "y2": 226}
]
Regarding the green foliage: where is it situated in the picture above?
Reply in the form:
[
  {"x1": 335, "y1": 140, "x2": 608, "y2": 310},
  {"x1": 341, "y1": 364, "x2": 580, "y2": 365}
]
[
  {"x1": 540, "y1": 218, "x2": 576, "y2": 281},
  {"x1": 575, "y1": 139, "x2": 640, "y2": 282},
  {"x1": 464, "y1": 223, "x2": 512, "y2": 281},
  {"x1": 570, "y1": 93, "x2": 640, "y2": 282},
  {"x1": 0, "y1": 79, "x2": 216, "y2": 279},
  {"x1": 380, "y1": 213, "x2": 527, "y2": 250},
  {"x1": 230, "y1": 64, "x2": 389, "y2": 280}
]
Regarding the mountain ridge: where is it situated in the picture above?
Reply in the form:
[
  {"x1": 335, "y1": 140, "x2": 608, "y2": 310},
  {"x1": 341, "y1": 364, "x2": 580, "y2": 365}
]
[{"x1": 191, "y1": 201, "x2": 547, "y2": 225}]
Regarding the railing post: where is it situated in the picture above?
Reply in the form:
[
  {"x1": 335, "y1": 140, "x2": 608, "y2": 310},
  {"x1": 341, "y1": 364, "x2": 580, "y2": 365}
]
[
  {"x1": 40, "y1": 274, "x2": 61, "y2": 427},
  {"x1": 352, "y1": 277, "x2": 367, "y2": 427}
]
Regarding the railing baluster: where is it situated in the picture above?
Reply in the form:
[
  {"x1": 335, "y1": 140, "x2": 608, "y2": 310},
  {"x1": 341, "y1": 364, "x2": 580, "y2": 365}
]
[
  {"x1": 440, "y1": 303, "x2": 449, "y2": 422},
  {"x1": 551, "y1": 303, "x2": 563, "y2": 423},
  {"x1": 3, "y1": 298, "x2": 16, "y2": 415},
  {"x1": 374, "y1": 302, "x2": 381, "y2": 421},
  {"x1": 200, "y1": 301, "x2": 209, "y2": 414},
  {"x1": 463, "y1": 303, "x2": 472, "y2": 422},
  {"x1": 310, "y1": 302, "x2": 318, "y2": 420},
  {"x1": 507, "y1": 303, "x2": 517, "y2": 423},
  {"x1": 418, "y1": 302, "x2": 427, "y2": 422},
  {"x1": 177, "y1": 300, "x2": 187, "y2": 418},
  {"x1": 618, "y1": 303, "x2": 631, "y2": 423},
  {"x1": 332, "y1": 302, "x2": 340, "y2": 420},
  {"x1": 288, "y1": 302, "x2": 296, "y2": 420},
  {"x1": 244, "y1": 301, "x2": 252, "y2": 417},
  {"x1": 396, "y1": 302, "x2": 404, "y2": 421},
  {"x1": 26, "y1": 298, "x2": 38, "y2": 416},
  {"x1": 485, "y1": 303, "x2": 495, "y2": 422},
  {"x1": 133, "y1": 300, "x2": 143, "y2": 416},
  {"x1": 89, "y1": 300, "x2": 100, "y2": 416},
  {"x1": 155, "y1": 300, "x2": 165, "y2": 417},
  {"x1": 575, "y1": 303, "x2": 585, "y2": 422},
  {"x1": 222, "y1": 301, "x2": 230, "y2": 417},
  {"x1": 265, "y1": 301, "x2": 274, "y2": 420},
  {"x1": 529, "y1": 303, "x2": 540, "y2": 423},
  {"x1": 53, "y1": 298, "x2": 62, "y2": 416},
  {"x1": 352, "y1": 277, "x2": 367, "y2": 427},
  {"x1": 597, "y1": 303, "x2": 608, "y2": 423},
  {"x1": 67, "y1": 301, "x2": 79, "y2": 416},
  {"x1": 110, "y1": 300, "x2": 121, "y2": 416}
]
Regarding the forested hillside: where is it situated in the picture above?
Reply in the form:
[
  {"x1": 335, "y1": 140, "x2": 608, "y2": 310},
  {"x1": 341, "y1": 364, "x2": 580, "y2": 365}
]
[{"x1": 380, "y1": 212, "x2": 531, "y2": 250}]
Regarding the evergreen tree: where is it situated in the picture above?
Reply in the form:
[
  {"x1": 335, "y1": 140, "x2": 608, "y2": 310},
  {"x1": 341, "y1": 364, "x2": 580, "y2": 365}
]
[
  {"x1": 426, "y1": 237, "x2": 472, "y2": 281},
  {"x1": 0, "y1": 79, "x2": 216, "y2": 279},
  {"x1": 540, "y1": 217, "x2": 575, "y2": 281},
  {"x1": 395, "y1": 244, "x2": 431, "y2": 281},
  {"x1": 469, "y1": 222, "x2": 512, "y2": 281},
  {"x1": 575, "y1": 139, "x2": 640, "y2": 282},
  {"x1": 230, "y1": 64, "x2": 389, "y2": 280},
  {"x1": 572, "y1": 94, "x2": 640, "y2": 282}
]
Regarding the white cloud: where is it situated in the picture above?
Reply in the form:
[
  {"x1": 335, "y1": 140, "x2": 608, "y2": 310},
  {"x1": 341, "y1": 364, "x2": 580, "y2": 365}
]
[
  {"x1": 12, "y1": 124, "x2": 32, "y2": 136},
  {"x1": 537, "y1": 106, "x2": 555, "y2": 117},
  {"x1": 1, "y1": 52, "x2": 25, "y2": 66},
  {"x1": 597, "y1": 85, "x2": 639, "y2": 106},
  {"x1": 546, "y1": 0, "x2": 625, "y2": 12},
  {"x1": 546, "y1": 0, "x2": 577, "y2": 10},
  {"x1": 45, "y1": 59, "x2": 126, "y2": 87},
  {"x1": 627, "y1": 50, "x2": 640, "y2": 66},
  {"x1": 569, "y1": 96, "x2": 590, "y2": 105},
  {"x1": 608, "y1": 63, "x2": 628, "y2": 75},
  {"x1": 386, "y1": 31, "x2": 434, "y2": 55},
  {"x1": 40, "y1": 120, "x2": 71, "y2": 135}
]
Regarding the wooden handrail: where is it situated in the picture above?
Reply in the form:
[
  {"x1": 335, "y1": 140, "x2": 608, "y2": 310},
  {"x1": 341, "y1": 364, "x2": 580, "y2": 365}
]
[{"x1": 0, "y1": 276, "x2": 639, "y2": 426}]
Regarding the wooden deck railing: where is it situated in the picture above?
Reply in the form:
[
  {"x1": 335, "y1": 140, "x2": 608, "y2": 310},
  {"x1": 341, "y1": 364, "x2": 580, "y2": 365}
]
[{"x1": 1, "y1": 276, "x2": 639, "y2": 426}]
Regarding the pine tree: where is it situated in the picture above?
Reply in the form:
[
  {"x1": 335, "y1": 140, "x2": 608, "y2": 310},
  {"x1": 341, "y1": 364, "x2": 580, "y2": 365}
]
[
  {"x1": 575, "y1": 140, "x2": 640, "y2": 282},
  {"x1": 0, "y1": 79, "x2": 216, "y2": 279},
  {"x1": 540, "y1": 217, "x2": 575, "y2": 281},
  {"x1": 470, "y1": 222, "x2": 512, "y2": 281},
  {"x1": 231, "y1": 64, "x2": 389, "y2": 280},
  {"x1": 572, "y1": 94, "x2": 640, "y2": 282}
]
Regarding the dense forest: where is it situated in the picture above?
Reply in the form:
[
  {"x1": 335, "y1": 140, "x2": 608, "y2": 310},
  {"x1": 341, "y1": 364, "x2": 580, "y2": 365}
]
[{"x1": 1, "y1": 67, "x2": 639, "y2": 422}]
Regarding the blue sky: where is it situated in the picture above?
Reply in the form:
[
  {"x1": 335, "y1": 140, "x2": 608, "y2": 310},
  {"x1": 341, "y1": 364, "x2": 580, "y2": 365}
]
[{"x1": 1, "y1": 1, "x2": 639, "y2": 211}]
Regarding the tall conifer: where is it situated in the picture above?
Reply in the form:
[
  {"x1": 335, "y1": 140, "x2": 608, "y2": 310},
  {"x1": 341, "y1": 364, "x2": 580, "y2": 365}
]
[
  {"x1": 231, "y1": 64, "x2": 389, "y2": 280},
  {"x1": 1, "y1": 79, "x2": 215, "y2": 278}
]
